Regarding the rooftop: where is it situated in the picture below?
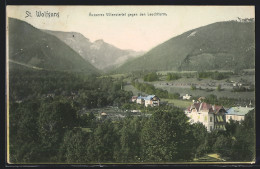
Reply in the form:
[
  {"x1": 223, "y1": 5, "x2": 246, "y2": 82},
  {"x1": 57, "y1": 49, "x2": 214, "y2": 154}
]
[
  {"x1": 144, "y1": 95, "x2": 156, "y2": 100},
  {"x1": 226, "y1": 107, "x2": 254, "y2": 116},
  {"x1": 187, "y1": 102, "x2": 224, "y2": 114},
  {"x1": 137, "y1": 96, "x2": 146, "y2": 99}
]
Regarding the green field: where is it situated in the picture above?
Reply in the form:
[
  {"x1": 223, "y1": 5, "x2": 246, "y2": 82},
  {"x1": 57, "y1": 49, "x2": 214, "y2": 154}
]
[
  {"x1": 159, "y1": 86, "x2": 254, "y2": 100},
  {"x1": 161, "y1": 98, "x2": 192, "y2": 109},
  {"x1": 149, "y1": 74, "x2": 255, "y2": 100},
  {"x1": 98, "y1": 73, "x2": 127, "y2": 79},
  {"x1": 157, "y1": 70, "x2": 198, "y2": 75},
  {"x1": 124, "y1": 84, "x2": 147, "y2": 96}
]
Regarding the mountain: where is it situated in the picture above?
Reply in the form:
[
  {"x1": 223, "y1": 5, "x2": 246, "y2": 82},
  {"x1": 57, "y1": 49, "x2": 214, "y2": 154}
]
[
  {"x1": 43, "y1": 30, "x2": 144, "y2": 71},
  {"x1": 8, "y1": 17, "x2": 100, "y2": 74},
  {"x1": 116, "y1": 21, "x2": 255, "y2": 73}
]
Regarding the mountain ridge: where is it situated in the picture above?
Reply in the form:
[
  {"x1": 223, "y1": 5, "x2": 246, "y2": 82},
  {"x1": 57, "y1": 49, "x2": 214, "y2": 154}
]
[
  {"x1": 115, "y1": 21, "x2": 255, "y2": 73},
  {"x1": 43, "y1": 30, "x2": 145, "y2": 71},
  {"x1": 8, "y1": 17, "x2": 100, "y2": 74}
]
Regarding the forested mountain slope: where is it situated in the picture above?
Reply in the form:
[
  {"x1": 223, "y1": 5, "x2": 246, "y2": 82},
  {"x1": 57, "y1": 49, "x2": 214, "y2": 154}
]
[
  {"x1": 116, "y1": 21, "x2": 255, "y2": 73},
  {"x1": 8, "y1": 17, "x2": 100, "y2": 74}
]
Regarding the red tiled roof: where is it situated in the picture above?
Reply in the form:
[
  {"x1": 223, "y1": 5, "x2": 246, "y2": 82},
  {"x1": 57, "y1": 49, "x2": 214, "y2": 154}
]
[
  {"x1": 213, "y1": 105, "x2": 223, "y2": 113},
  {"x1": 187, "y1": 102, "x2": 224, "y2": 113},
  {"x1": 200, "y1": 102, "x2": 212, "y2": 110},
  {"x1": 188, "y1": 102, "x2": 200, "y2": 111}
]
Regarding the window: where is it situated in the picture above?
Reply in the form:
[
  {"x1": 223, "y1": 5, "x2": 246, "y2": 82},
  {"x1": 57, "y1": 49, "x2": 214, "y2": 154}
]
[
  {"x1": 230, "y1": 116, "x2": 232, "y2": 120},
  {"x1": 210, "y1": 126, "x2": 213, "y2": 131},
  {"x1": 204, "y1": 116, "x2": 207, "y2": 122},
  {"x1": 210, "y1": 117, "x2": 212, "y2": 122},
  {"x1": 219, "y1": 116, "x2": 223, "y2": 122},
  {"x1": 216, "y1": 116, "x2": 219, "y2": 122}
]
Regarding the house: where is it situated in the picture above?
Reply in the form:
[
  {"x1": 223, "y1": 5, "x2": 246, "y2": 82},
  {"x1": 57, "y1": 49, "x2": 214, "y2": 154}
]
[
  {"x1": 101, "y1": 112, "x2": 107, "y2": 116},
  {"x1": 233, "y1": 82, "x2": 243, "y2": 87},
  {"x1": 131, "y1": 96, "x2": 138, "y2": 102},
  {"x1": 226, "y1": 106, "x2": 254, "y2": 123},
  {"x1": 136, "y1": 96, "x2": 146, "y2": 104},
  {"x1": 185, "y1": 102, "x2": 227, "y2": 132},
  {"x1": 144, "y1": 95, "x2": 160, "y2": 107},
  {"x1": 182, "y1": 94, "x2": 192, "y2": 100},
  {"x1": 100, "y1": 112, "x2": 108, "y2": 119}
]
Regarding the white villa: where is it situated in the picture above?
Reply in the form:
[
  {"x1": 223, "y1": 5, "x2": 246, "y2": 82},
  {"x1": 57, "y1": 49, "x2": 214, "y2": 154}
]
[
  {"x1": 135, "y1": 95, "x2": 160, "y2": 107},
  {"x1": 144, "y1": 95, "x2": 160, "y2": 107},
  {"x1": 136, "y1": 96, "x2": 146, "y2": 104},
  {"x1": 185, "y1": 102, "x2": 226, "y2": 132},
  {"x1": 182, "y1": 94, "x2": 192, "y2": 100}
]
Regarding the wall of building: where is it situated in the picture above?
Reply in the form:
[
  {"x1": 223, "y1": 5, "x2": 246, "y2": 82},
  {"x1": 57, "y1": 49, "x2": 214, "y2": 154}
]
[
  {"x1": 186, "y1": 110, "x2": 215, "y2": 132},
  {"x1": 137, "y1": 99, "x2": 144, "y2": 104},
  {"x1": 226, "y1": 115, "x2": 245, "y2": 122}
]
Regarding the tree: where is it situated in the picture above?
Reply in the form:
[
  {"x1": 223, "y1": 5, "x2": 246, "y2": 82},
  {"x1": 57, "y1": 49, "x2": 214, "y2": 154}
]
[
  {"x1": 191, "y1": 84, "x2": 196, "y2": 90},
  {"x1": 166, "y1": 73, "x2": 181, "y2": 81},
  {"x1": 144, "y1": 72, "x2": 159, "y2": 82},
  {"x1": 37, "y1": 99, "x2": 77, "y2": 161},
  {"x1": 92, "y1": 120, "x2": 119, "y2": 162},
  {"x1": 119, "y1": 116, "x2": 143, "y2": 162},
  {"x1": 217, "y1": 84, "x2": 222, "y2": 91},
  {"x1": 213, "y1": 135, "x2": 233, "y2": 159},
  {"x1": 141, "y1": 108, "x2": 195, "y2": 162},
  {"x1": 191, "y1": 123, "x2": 208, "y2": 158},
  {"x1": 59, "y1": 129, "x2": 90, "y2": 163},
  {"x1": 9, "y1": 100, "x2": 42, "y2": 163},
  {"x1": 225, "y1": 120, "x2": 239, "y2": 136},
  {"x1": 234, "y1": 110, "x2": 255, "y2": 161},
  {"x1": 213, "y1": 110, "x2": 255, "y2": 161}
]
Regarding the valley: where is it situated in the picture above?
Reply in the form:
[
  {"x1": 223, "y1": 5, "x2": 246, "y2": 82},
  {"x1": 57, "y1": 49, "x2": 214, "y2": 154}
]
[{"x1": 7, "y1": 16, "x2": 255, "y2": 164}]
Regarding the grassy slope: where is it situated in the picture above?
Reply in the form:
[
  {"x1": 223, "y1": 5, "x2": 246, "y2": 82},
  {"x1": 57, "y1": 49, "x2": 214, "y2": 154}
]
[
  {"x1": 116, "y1": 21, "x2": 255, "y2": 73},
  {"x1": 8, "y1": 17, "x2": 100, "y2": 74},
  {"x1": 161, "y1": 98, "x2": 192, "y2": 109}
]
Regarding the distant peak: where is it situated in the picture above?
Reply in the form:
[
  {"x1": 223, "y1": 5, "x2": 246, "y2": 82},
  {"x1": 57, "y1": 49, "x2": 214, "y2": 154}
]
[
  {"x1": 94, "y1": 39, "x2": 105, "y2": 43},
  {"x1": 91, "y1": 39, "x2": 106, "y2": 50}
]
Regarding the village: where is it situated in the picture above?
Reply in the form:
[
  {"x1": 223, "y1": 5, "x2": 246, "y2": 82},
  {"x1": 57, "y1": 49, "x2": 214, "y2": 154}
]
[
  {"x1": 33, "y1": 70, "x2": 255, "y2": 134},
  {"x1": 13, "y1": 68, "x2": 255, "y2": 134},
  {"x1": 96, "y1": 90, "x2": 254, "y2": 133}
]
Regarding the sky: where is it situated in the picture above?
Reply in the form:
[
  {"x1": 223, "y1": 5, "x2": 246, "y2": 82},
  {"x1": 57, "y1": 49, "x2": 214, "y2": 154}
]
[{"x1": 7, "y1": 6, "x2": 255, "y2": 51}]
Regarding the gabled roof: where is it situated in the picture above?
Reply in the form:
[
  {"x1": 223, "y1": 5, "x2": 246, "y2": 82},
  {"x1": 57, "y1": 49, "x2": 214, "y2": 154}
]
[
  {"x1": 200, "y1": 102, "x2": 212, "y2": 111},
  {"x1": 226, "y1": 107, "x2": 254, "y2": 116},
  {"x1": 188, "y1": 102, "x2": 200, "y2": 111},
  {"x1": 187, "y1": 102, "x2": 225, "y2": 114},
  {"x1": 144, "y1": 95, "x2": 156, "y2": 100},
  {"x1": 213, "y1": 105, "x2": 224, "y2": 114},
  {"x1": 137, "y1": 96, "x2": 146, "y2": 99}
]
